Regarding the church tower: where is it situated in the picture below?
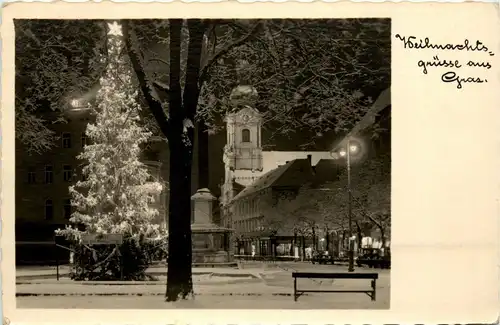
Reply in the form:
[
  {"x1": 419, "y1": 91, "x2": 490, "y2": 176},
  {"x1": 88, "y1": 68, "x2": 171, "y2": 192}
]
[{"x1": 221, "y1": 85, "x2": 263, "y2": 210}]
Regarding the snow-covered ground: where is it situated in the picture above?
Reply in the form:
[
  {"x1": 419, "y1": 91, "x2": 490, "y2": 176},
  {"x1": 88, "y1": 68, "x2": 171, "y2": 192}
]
[
  {"x1": 18, "y1": 291, "x2": 390, "y2": 309},
  {"x1": 16, "y1": 262, "x2": 390, "y2": 309}
]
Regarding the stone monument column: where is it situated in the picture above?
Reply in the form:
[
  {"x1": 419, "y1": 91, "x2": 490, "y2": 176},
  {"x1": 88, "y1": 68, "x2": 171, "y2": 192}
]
[
  {"x1": 191, "y1": 188, "x2": 234, "y2": 265},
  {"x1": 191, "y1": 188, "x2": 216, "y2": 226}
]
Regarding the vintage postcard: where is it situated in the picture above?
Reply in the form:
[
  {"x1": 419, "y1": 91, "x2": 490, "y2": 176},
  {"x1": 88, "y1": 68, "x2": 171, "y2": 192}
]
[{"x1": 1, "y1": 1, "x2": 498, "y2": 324}]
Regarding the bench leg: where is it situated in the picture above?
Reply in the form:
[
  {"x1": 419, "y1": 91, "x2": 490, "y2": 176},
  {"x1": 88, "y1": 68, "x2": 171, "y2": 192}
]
[
  {"x1": 294, "y1": 277, "x2": 298, "y2": 301},
  {"x1": 371, "y1": 279, "x2": 376, "y2": 301}
]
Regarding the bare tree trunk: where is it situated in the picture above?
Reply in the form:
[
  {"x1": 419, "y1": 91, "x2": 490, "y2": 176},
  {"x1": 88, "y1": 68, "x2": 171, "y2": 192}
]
[
  {"x1": 312, "y1": 226, "x2": 316, "y2": 251},
  {"x1": 342, "y1": 230, "x2": 346, "y2": 254},
  {"x1": 301, "y1": 235, "x2": 306, "y2": 261},
  {"x1": 164, "y1": 19, "x2": 194, "y2": 301},
  {"x1": 165, "y1": 19, "x2": 205, "y2": 302},
  {"x1": 355, "y1": 221, "x2": 363, "y2": 253},
  {"x1": 293, "y1": 231, "x2": 297, "y2": 258},
  {"x1": 325, "y1": 227, "x2": 330, "y2": 252},
  {"x1": 197, "y1": 122, "x2": 209, "y2": 189},
  {"x1": 379, "y1": 226, "x2": 386, "y2": 250},
  {"x1": 197, "y1": 31, "x2": 214, "y2": 191}
]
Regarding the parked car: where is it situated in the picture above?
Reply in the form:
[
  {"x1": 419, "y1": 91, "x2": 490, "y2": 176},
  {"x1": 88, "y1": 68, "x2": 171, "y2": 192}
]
[
  {"x1": 356, "y1": 248, "x2": 391, "y2": 269},
  {"x1": 311, "y1": 251, "x2": 335, "y2": 265}
]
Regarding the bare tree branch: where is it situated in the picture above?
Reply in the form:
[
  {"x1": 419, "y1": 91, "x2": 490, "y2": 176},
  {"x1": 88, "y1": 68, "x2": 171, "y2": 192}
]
[
  {"x1": 122, "y1": 20, "x2": 170, "y2": 138},
  {"x1": 199, "y1": 20, "x2": 263, "y2": 84},
  {"x1": 147, "y1": 57, "x2": 169, "y2": 66}
]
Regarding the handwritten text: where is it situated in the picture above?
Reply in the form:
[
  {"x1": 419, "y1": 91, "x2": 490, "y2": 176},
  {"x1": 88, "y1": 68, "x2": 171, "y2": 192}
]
[{"x1": 395, "y1": 34, "x2": 495, "y2": 89}]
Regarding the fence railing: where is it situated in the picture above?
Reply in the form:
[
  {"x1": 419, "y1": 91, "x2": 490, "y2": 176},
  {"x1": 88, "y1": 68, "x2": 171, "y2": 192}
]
[{"x1": 234, "y1": 254, "x2": 302, "y2": 262}]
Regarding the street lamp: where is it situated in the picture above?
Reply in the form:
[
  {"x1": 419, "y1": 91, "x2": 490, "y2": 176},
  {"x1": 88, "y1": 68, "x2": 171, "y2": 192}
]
[
  {"x1": 66, "y1": 98, "x2": 90, "y2": 114},
  {"x1": 331, "y1": 137, "x2": 362, "y2": 273}
]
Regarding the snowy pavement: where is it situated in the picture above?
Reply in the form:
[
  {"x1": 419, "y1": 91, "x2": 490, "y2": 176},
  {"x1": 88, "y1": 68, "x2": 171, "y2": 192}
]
[
  {"x1": 16, "y1": 265, "x2": 263, "y2": 280},
  {"x1": 16, "y1": 263, "x2": 390, "y2": 309},
  {"x1": 17, "y1": 293, "x2": 390, "y2": 309}
]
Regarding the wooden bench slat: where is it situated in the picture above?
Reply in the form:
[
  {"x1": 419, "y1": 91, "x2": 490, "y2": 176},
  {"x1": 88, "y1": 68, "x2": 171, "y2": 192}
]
[
  {"x1": 292, "y1": 272, "x2": 378, "y2": 302},
  {"x1": 292, "y1": 272, "x2": 378, "y2": 279}
]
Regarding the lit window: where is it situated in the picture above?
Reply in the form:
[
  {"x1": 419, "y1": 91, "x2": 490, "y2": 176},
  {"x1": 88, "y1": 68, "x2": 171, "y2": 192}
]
[
  {"x1": 63, "y1": 199, "x2": 72, "y2": 219},
  {"x1": 44, "y1": 166, "x2": 53, "y2": 184},
  {"x1": 241, "y1": 129, "x2": 250, "y2": 143},
  {"x1": 62, "y1": 133, "x2": 71, "y2": 148},
  {"x1": 45, "y1": 199, "x2": 54, "y2": 220},
  {"x1": 63, "y1": 165, "x2": 73, "y2": 182}
]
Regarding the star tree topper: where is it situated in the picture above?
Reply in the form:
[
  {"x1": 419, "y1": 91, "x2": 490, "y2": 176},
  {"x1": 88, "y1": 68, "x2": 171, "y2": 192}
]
[{"x1": 108, "y1": 21, "x2": 123, "y2": 36}]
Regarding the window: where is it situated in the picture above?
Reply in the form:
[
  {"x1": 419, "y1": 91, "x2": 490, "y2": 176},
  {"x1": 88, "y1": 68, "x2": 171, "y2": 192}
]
[
  {"x1": 44, "y1": 166, "x2": 53, "y2": 184},
  {"x1": 62, "y1": 133, "x2": 71, "y2": 148},
  {"x1": 63, "y1": 165, "x2": 73, "y2": 182},
  {"x1": 45, "y1": 199, "x2": 54, "y2": 220},
  {"x1": 63, "y1": 199, "x2": 72, "y2": 219},
  {"x1": 241, "y1": 129, "x2": 250, "y2": 143},
  {"x1": 27, "y1": 168, "x2": 36, "y2": 184},
  {"x1": 81, "y1": 132, "x2": 88, "y2": 147}
]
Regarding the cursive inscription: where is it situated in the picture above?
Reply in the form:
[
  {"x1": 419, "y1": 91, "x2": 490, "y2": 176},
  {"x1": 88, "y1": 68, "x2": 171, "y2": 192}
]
[
  {"x1": 418, "y1": 56, "x2": 462, "y2": 75},
  {"x1": 396, "y1": 34, "x2": 495, "y2": 89},
  {"x1": 441, "y1": 72, "x2": 486, "y2": 89},
  {"x1": 395, "y1": 35, "x2": 494, "y2": 55}
]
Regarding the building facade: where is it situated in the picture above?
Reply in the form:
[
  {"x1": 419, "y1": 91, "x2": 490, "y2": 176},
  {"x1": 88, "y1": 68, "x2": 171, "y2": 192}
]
[
  {"x1": 227, "y1": 156, "x2": 341, "y2": 257},
  {"x1": 222, "y1": 88, "x2": 392, "y2": 259},
  {"x1": 15, "y1": 104, "x2": 168, "y2": 264},
  {"x1": 219, "y1": 86, "x2": 341, "y2": 258}
]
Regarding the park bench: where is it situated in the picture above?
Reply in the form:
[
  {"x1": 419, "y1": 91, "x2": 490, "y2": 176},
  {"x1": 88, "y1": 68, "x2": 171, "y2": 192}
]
[{"x1": 292, "y1": 272, "x2": 378, "y2": 302}]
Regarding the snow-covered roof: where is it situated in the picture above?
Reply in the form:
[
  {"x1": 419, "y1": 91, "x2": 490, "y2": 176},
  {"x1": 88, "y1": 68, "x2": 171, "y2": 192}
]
[
  {"x1": 229, "y1": 156, "x2": 340, "y2": 203},
  {"x1": 230, "y1": 160, "x2": 294, "y2": 203}
]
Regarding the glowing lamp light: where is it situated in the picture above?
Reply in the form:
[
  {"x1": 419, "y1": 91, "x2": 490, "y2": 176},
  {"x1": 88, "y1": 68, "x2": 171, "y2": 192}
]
[
  {"x1": 333, "y1": 140, "x2": 361, "y2": 159},
  {"x1": 67, "y1": 98, "x2": 91, "y2": 114},
  {"x1": 70, "y1": 99, "x2": 82, "y2": 108}
]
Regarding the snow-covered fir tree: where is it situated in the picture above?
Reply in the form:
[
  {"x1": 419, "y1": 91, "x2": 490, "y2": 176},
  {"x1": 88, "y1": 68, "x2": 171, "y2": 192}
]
[{"x1": 57, "y1": 21, "x2": 163, "y2": 240}]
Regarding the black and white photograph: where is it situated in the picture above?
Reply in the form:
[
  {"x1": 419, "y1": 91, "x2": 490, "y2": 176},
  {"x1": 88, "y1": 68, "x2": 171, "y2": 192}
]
[{"x1": 14, "y1": 17, "x2": 391, "y2": 309}]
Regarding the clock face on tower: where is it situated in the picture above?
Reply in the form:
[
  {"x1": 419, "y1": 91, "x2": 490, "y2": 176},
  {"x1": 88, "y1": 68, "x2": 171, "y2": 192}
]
[{"x1": 241, "y1": 114, "x2": 250, "y2": 123}]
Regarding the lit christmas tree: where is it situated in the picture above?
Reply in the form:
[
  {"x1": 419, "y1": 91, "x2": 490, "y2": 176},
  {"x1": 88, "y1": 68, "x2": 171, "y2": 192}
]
[{"x1": 58, "y1": 22, "x2": 163, "y2": 241}]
